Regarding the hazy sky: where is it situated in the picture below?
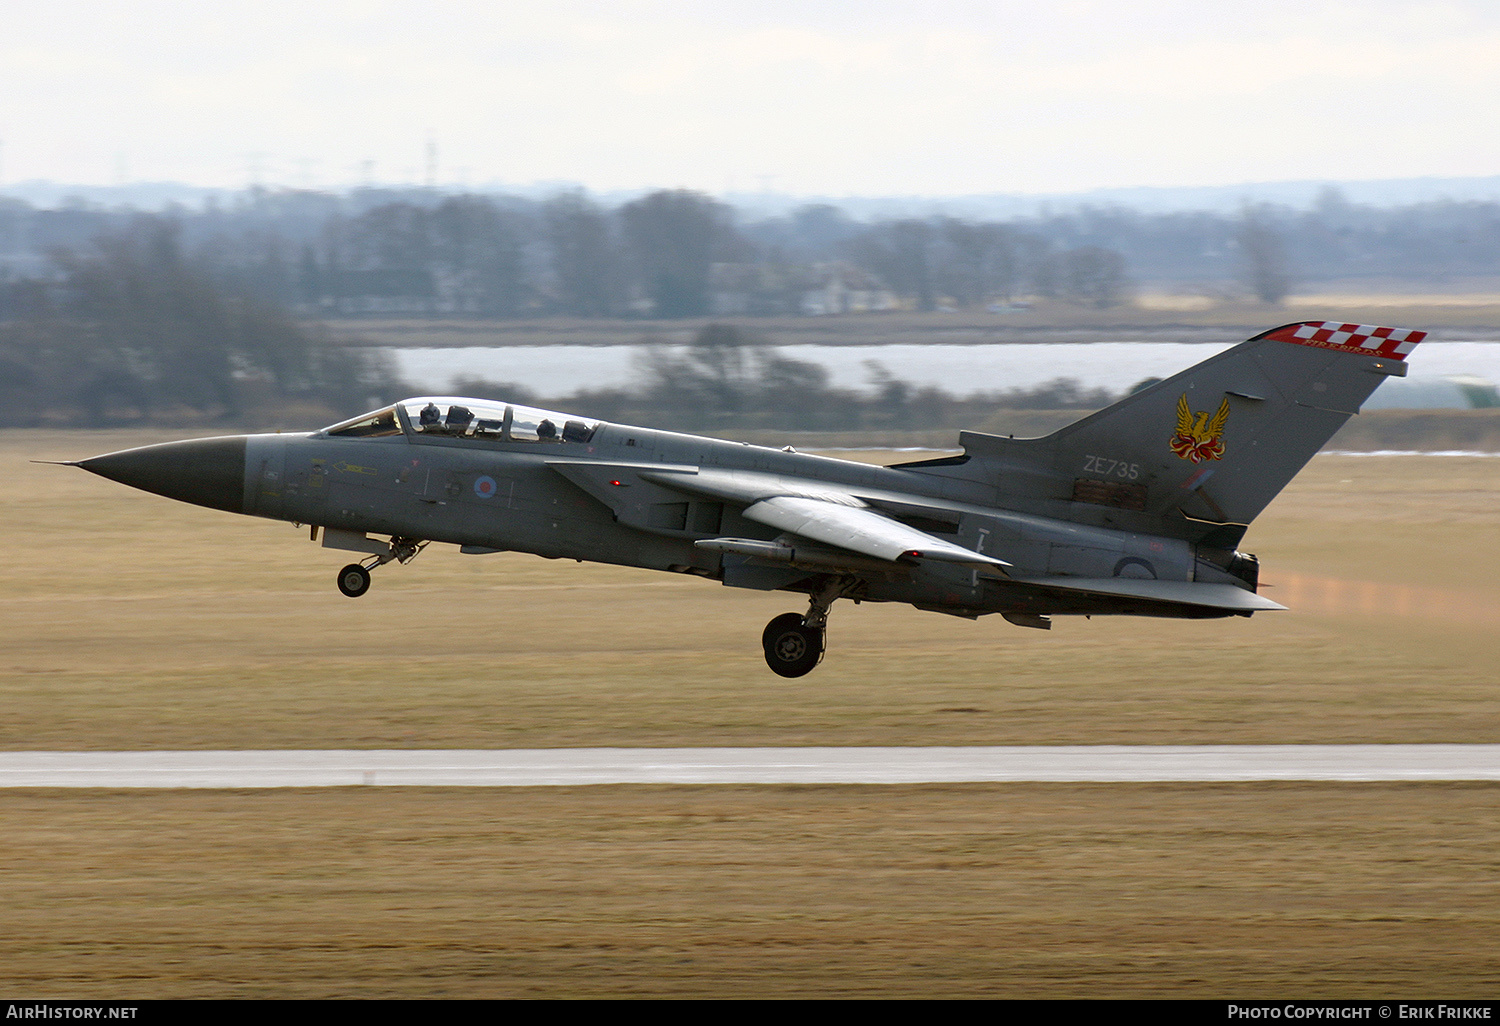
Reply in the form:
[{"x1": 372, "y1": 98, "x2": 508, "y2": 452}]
[{"x1": 4, "y1": 0, "x2": 1499, "y2": 196}]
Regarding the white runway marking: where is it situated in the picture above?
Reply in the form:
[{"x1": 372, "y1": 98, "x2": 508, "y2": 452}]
[{"x1": 2, "y1": 746, "x2": 1499, "y2": 787}]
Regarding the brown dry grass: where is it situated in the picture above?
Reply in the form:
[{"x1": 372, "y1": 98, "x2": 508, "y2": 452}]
[
  {"x1": 2, "y1": 785, "x2": 1498, "y2": 998},
  {"x1": 2, "y1": 431, "x2": 1498, "y2": 996}
]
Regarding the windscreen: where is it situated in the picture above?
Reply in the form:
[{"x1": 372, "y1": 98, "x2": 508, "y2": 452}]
[{"x1": 323, "y1": 406, "x2": 403, "y2": 438}]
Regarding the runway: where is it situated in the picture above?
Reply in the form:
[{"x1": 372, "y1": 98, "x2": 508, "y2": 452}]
[{"x1": 2, "y1": 745, "x2": 1499, "y2": 787}]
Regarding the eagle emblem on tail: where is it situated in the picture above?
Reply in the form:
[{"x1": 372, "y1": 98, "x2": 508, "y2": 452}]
[{"x1": 1170, "y1": 395, "x2": 1230, "y2": 463}]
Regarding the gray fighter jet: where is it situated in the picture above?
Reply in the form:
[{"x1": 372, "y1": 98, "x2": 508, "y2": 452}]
[{"x1": 66, "y1": 320, "x2": 1426, "y2": 676}]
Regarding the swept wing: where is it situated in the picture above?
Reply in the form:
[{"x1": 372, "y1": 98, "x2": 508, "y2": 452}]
[{"x1": 548, "y1": 460, "x2": 1007, "y2": 570}]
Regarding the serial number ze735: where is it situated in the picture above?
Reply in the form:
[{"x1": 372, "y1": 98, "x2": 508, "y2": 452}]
[{"x1": 1083, "y1": 455, "x2": 1140, "y2": 480}]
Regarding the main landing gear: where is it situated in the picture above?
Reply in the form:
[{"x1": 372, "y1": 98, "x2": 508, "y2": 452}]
[
  {"x1": 762, "y1": 577, "x2": 852, "y2": 678},
  {"x1": 336, "y1": 536, "x2": 426, "y2": 598}
]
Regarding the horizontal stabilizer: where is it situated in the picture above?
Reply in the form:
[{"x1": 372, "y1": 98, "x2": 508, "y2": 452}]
[{"x1": 1008, "y1": 576, "x2": 1285, "y2": 612}]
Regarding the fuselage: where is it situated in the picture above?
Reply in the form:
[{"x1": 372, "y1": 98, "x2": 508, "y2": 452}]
[{"x1": 83, "y1": 395, "x2": 1225, "y2": 621}]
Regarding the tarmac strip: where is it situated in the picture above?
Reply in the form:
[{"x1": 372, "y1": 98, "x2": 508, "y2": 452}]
[{"x1": 2, "y1": 745, "x2": 1499, "y2": 787}]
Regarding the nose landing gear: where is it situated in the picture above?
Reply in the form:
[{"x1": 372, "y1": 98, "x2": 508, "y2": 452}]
[
  {"x1": 335, "y1": 536, "x2": 426, "y2": 598},
  {"x1": 337, "y1": 563, "x2": 372, "y2": 597},
  {"x1": 762, "y1": 576, "x2": 854, "y2": 678}
]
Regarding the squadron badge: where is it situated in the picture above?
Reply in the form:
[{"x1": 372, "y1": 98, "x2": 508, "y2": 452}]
[{"x1": 1170, "y1": 395, "x2": 1230, "y2": 463}]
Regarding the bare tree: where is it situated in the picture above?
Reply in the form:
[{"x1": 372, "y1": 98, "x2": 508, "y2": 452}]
[
  {"x1": 620, "y1": 190, "x2": 738, "y2": 317},
  {"x1": 1, "y1": 216, "x2": 387, "y2": 424},
  {"x1": 936, "y1": 218, "x2": 1020, "y2": 307},
  {"x1": 1060, "y1": 246, "x2": 1128, "y2": 308},
  {"x1": 1237, "y1": 207, "x2": 1293, "y2": 304},
  {"x1": 848, "y1": 219, "x2": 937, "y2": 310},
  {"x1": 544, "y1": 191, "x2": 620, "y2": 317},
  {"x1": 430, "y1": 195, "x2": 528, "y2": 316},
  {"x1": 634, "y1": 323, "x2": 832, "y2": 428}
]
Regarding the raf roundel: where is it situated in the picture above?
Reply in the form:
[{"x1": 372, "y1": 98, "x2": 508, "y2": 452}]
[{"x1": 473, "y1": 475, "x2": 498, "y2": 499}]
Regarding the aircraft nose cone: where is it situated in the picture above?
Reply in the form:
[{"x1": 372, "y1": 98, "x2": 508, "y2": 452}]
[{"x1": 79, "y1": 436, "x2": 248, "y2": 514}]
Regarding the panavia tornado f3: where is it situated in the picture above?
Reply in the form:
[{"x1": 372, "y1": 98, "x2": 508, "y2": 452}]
[{"x1": 65, "y1": 320, "x2": 1426, "y2": 677}]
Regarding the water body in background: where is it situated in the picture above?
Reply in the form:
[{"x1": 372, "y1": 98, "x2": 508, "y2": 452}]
[{"x1": 386, "y1": 341, "x2": 1500, "y2": 407}]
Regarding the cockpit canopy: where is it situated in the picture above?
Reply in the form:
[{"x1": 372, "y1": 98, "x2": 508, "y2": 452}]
[{"x1": 322, "y1": 397, "x2": 600, "y2": 444}]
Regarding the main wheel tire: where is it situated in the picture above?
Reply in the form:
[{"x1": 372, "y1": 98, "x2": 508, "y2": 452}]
[
  {"x1": 762, "y1": 612, "x2": 806, "y2": 650},
  {"x1": 763, "y1": 619, "x2": 824, "y2": 678},
  {"x1": 337, "y1": 563, "x2": 371, "y2": 598}
]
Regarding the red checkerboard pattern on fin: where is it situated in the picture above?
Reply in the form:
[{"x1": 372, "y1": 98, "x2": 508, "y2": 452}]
[{"x1": 1263, "y1": 321, "x2": 1427, "y2": 360}]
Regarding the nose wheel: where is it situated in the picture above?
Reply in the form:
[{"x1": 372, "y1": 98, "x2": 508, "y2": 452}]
[
  {"x1": 333, "y1": 536, "x2": 426, "y2": 598},
  {"x1": 337, "y1": 563, "x2": 371, "y2": 598}
]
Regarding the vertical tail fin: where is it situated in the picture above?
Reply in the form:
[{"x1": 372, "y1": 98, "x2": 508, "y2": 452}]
[{"x1": 934, "y1": 322, "x2": 1427, "y2": 528}]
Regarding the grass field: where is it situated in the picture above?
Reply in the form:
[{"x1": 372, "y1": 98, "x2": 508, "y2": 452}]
[
  {"x1": 2, "y1": 430, "x2": 1497, "y2": 996},
  {"x1": 3, "y1": 785, "x2": 1498, "y2": 998}
]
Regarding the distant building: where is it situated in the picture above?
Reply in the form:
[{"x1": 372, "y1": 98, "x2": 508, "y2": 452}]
[
  {"x1": 797, "y1": 263, "x2": 900, "y2": 316},
  {"x1": 705, "y1": 261, "x2": 901, "y2": 317}
]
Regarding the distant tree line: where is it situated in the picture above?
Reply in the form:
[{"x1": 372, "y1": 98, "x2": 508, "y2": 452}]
[
  {"x1": 9, "y1": 183, "x2": 1498, "y2": 321},
  {"x1": 0, "y1": 217, "x2": 393, "y2": 427},
  {"x1": 0, "y1": 209, "x2": 1127, "y2": 429},
  {"x1": 4, "y1": 181, "x2": 1499, "y2": 428},
  {"x1": 0, "y1": 212, "x2": 1119, "y2": 429}
]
